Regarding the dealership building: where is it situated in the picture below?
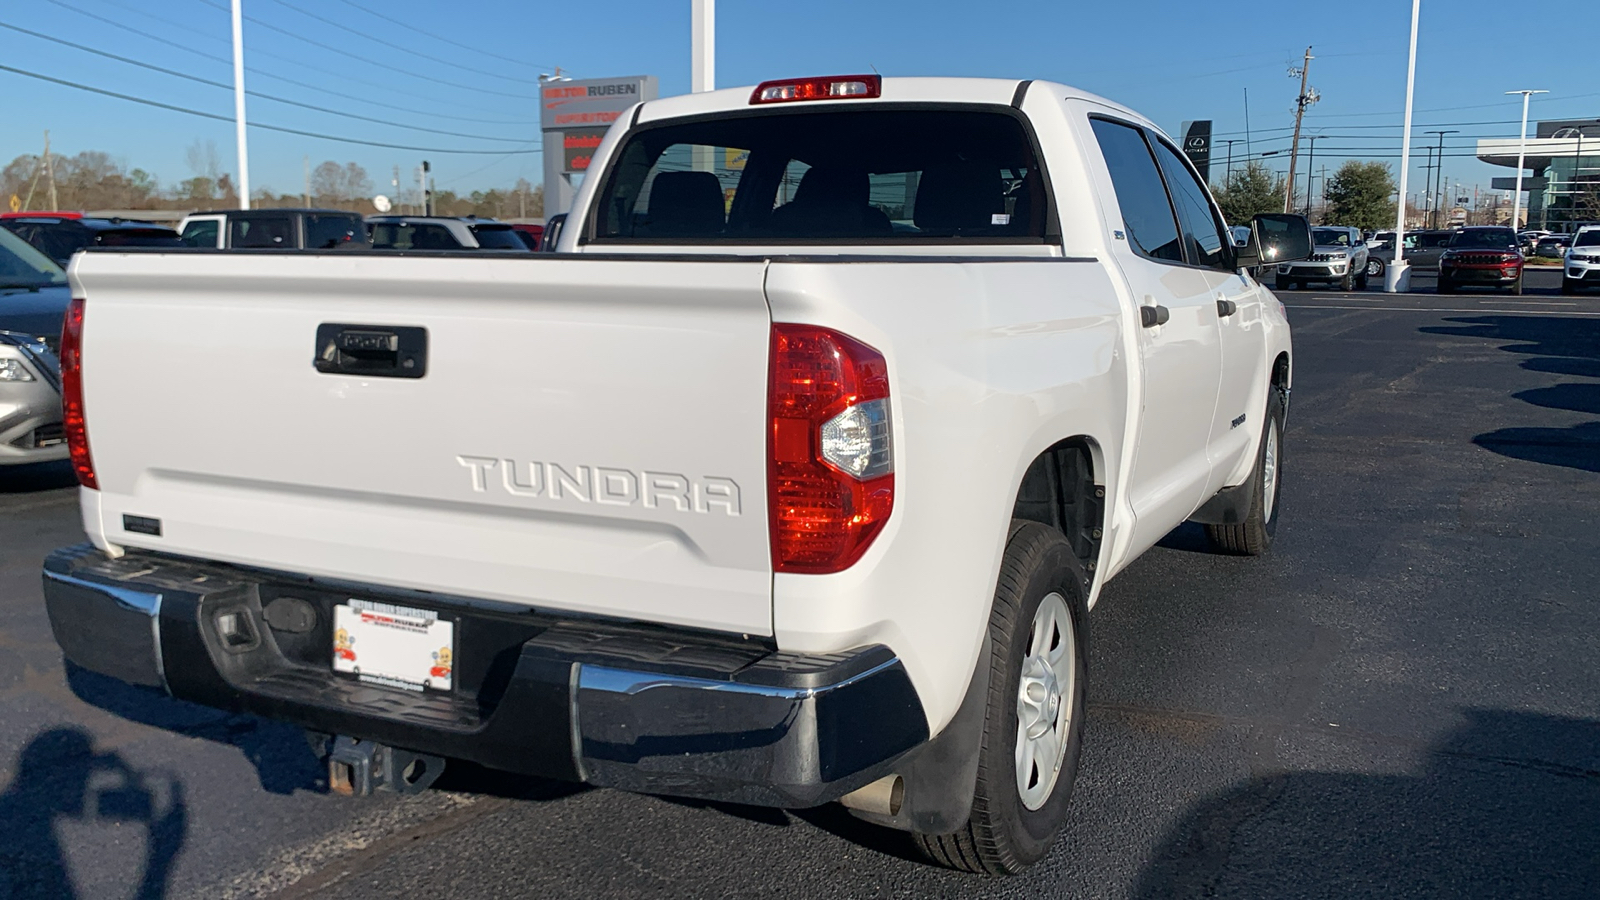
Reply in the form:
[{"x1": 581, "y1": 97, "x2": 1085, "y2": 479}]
[{"x1": 1477, "y1": 119, "x2": 1600, "y2": 230}]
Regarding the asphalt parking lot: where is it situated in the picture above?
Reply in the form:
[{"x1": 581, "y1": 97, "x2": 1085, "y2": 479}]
[{"x1": 2, "y1": 269, "x2": 1597, "y2": 899}]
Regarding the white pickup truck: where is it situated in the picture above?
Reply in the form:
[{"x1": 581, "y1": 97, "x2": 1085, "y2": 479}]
[{"x1": 45, "y1": 75, "x2": 1309, "y2": 874}]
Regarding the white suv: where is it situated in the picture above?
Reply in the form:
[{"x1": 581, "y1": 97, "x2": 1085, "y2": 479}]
[{"x1": 1563, "y1": 226, "x2": 1600, "y2": 294}]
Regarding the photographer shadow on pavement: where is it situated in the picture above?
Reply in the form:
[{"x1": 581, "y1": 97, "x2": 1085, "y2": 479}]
[
  {"x1": 1134, "y1": 708, "x2": 1600, "y2": 899},
  {"x1": 65, "y1": 663, "x2": 325, "y2": 796},
  {"x1": 1421, "y1": 315, "x2": 1600, "y2": 474},
  {"x1": 0, "y1": 727, "x2": 187, "y2": 900}
]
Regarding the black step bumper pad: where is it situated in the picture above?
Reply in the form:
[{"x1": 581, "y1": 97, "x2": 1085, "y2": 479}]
[{"x1": 42, "y1": 544, "x2": 927, "y2": 807}]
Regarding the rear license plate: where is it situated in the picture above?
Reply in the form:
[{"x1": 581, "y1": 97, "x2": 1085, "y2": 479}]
[{"x1": 332, "y1": 600, "x2": 453, "y2": 692}]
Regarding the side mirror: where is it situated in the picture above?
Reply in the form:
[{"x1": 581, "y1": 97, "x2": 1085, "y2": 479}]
[
  {"x1": 540, "y1": 213, "x2": 567, "y2": 252},
  {"x1": 1237, "y1": 213, "x2": 1313, "y2": 269}
]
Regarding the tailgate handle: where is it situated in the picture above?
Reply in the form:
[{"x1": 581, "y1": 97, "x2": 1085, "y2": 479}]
[{"x1": 314, "y1": 324, "x2": 427, "y2": 378}]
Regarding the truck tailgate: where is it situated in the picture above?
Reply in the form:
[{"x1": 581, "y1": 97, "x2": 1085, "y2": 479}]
[{"x1": 71, "y1": 253, "x2": 774, "y2": 635}]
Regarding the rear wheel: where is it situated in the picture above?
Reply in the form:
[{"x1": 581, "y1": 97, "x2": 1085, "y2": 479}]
[
  {"x1": 914, "y1": 522, "x2": 1088, "y2": 875},
  {"x1": 1206, "y1": 389, "x2": 1284, "y2": 556},
  {"x1": 1366, "y1": 257, "x2": 1385, "y2": 279}
]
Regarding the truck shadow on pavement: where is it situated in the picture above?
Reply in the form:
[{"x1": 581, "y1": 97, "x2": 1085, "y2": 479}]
[
  {"x1": 65, "y1": 663, "x2": 325, "y2": 796},
  {"x1": 1420, "y1": 316, "x2": 1600, "y2": 474},
  {"x1": 0, "y1": 459, "x2": 76, "y2": 493},
  {"x1": 1134, "y1": 709, "x2": 1600, "y2": 899},
  {"x1": 0, "y1": 727, "x2": 186, "y2": 900}
]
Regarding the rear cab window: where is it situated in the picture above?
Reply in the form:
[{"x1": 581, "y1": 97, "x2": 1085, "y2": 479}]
[
  {"x1": 231, "y1": 216, "x2": 294, "y2": 248},
  {"x1": 304, "y1": 214, "x2": 366, "y2": 248},
  {"x1": 590, "y1": 107, "x2": 1053, "y2": 244},
  {"x1": 370, "y1": 223, "x2": 465, "y2": 250}
]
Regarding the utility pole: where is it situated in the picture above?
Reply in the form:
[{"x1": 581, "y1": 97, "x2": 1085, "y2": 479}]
[
  {"x1": 1506, "y1": 89, "x2": 1547, "y2": 232},
  {"x1": 1284, "y1": 46, "x2": 1317, "y2": 213},
  {"x1": 1244, "y1": 88, "x2": 1252, "y2": 158},
  {"x1": 1319, "y1": 163, "x2": 1327, "y2": 218},
  {"x1": 231, "y1": 0, "x2": 250, "y2": 209},
  {"x1": 43, "y1": 130, "x2": 58, "y2": 211},
  {"x1": 1303, "y1": 135, "x2": 1322, "y2": 218},
  {"x1": 1424, "y1": 130, "x2": 1458, "y2": 229},
  {"x1": 1418, "y1": 147, "x2": 1435, "y2": 229},
  {"x1": 303, "y1": 155, "x2": 310, "y2": 207},
  {"x1": 392, "y1": 165, "x2": 401, "y2": 214},
  {"x1": 1223, "y1": 139, "x2": 1239, "y2": 185},
  {"x1": 422, "y1": 160, "x2": 432, "y2": 215}
]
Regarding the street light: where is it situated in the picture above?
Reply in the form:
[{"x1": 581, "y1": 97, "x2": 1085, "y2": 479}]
[
  {"x1": 1304, "y1": 135, "x2": 1323, "y2": 219},
  {"x1": 1387, "y1": 0, "x2": 1421, "y2": 293},
  {"x1": 1424, "y1": 130, "x2": 1458, "y2": 228},
  {"x1": 1506, "y1": 89, "x2": 1548, "y2": 231}
]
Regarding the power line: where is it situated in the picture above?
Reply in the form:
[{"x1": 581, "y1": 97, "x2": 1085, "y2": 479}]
[
  {"x1": 0, "y1": 21, "x2": 536, "y2": 144},
  {"x1": 191, "y1": 0, "x2": 539, "y2": 102},
  {"x1": 265, "y1": 0, "x2": 555, "y2": 85},
  {"x1": 0, "y1": 63, "x2": 540, "y2": 155},
  {"x1": 46, "y1": 0, "x2": 530, "y2": 125},
  {"x1": 331, "y1": 0, "x2": 563, "y2": 76}
]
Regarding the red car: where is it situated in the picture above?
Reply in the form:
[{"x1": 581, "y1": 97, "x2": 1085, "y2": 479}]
[
  {"x1": 1437, "y1": 226, "x2": 1524, "y2": 295},
  {"x1": 508, "y1": 222, "x2": 545, "y2": 251}
]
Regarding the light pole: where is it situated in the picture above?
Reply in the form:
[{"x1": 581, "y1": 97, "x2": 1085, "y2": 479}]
[
  {"x1": 1506, "y1": 89, "x2": 1548, "y2": 231},
  {"x1": 1304, "y1": 135, "x2": 1322, "y2": 219},
  {"x1": 1424, "y1": 130, "x2": 1458, "y2": 228},
  {"x1": 231, "y1": 0, "x2": 249, "y2": 209},
  {"x1": 1387, "y1": 0, "x2": 1421, "y2": 293},
  {"x1": 1224, "y1": 139, "x2": 1239, "y2": 185}
]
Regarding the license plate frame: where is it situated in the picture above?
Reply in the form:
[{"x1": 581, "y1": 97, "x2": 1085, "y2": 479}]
[{"x1": 332, "y1": 599, "x2": 454, "y2": 692}]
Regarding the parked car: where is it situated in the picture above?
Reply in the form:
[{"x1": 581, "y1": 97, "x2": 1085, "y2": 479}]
[
  {"x1": 1438, "y1": 226, "x2": 1524, "y2": 294},
  {"x1": 0, "y1": 213, "x2": 183, "y2": 268},
  {"x1": 1534, "y1": 235, "x2": 1572, "y2": 258},
  {"x1": 1562, "y1": 226, "x2": 1600, "y2": 294},
  {"x1": 1275, "y1": 225, "x2": 1369, "y2": 290},
  {"x1": 508, "y1": 222, "x2": 545, "y2": 250},
  {"x1": 44, "y1": 74, "x2": 1310, "y2": 875},
  {"x1": 367, "y1": 216, "x2": 531, "y2": 251},
  {"x1": 0, "y1": 227, "x2": 69, "y2": 466},
  {"x1": 178, "y1": 209, "x2": 368, "y2": 250},
  {"x1": 1367, "y1": 229, "x2": 1453, "y2": 277}
]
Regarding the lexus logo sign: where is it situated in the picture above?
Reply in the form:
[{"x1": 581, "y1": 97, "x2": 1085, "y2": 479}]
[
  {"x1": 1187, "y1": 136, "x2": 1209, "y2": 150},
  {"x1": 1180, "y1": 120, "x2": 1213, "y2": 181}
]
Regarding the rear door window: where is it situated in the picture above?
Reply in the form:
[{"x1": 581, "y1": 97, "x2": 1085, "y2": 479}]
[
  {"x1": 593, "y1": 108, "x2": 1051, "y2": 243},
  {"x1": 231, "y1": 216, "x2": 294, "y2": 248},
  {"x1": 1089, "y1": 118, "x2": 1184, "y2": 263}
]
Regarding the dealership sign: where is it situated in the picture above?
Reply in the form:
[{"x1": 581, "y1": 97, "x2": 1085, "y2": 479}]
[
  {"x1": 541, "y1": 76, "x2": 659, "y2": 174},
  {"x1": 1180, "y1": 121, "x2": 1212, "y2": 183}
]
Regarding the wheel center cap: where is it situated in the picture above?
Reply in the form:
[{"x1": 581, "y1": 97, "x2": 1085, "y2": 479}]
[{"x1": 1020, "y1": 656, "x2": 1062, "y2": 739}]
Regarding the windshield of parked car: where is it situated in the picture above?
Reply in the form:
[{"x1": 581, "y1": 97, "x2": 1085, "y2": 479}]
[
  {"x1": 1312, "y1": 228, "x2": 1351, "y2": 246},
  {"x1": 1448, "y1": 229, "x2": 1517, "y2": 249},
  {"x1": 468, "y1": 224, "x2": 529, "y2": 250},
  {"x1": 593, "y1": 108, "x2": 1049, "y2": 243},
  {"x1": 0, "y1": 227, "x2": 67, "y2": 288},
  {"x1": 1575, "y1": 231, "x2": 1600, "y2": 248}
]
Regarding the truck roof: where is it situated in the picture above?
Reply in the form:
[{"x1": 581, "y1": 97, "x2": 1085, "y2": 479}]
[{"x1": 634, "y1": 76, "x2": 1154, "y2": 132}]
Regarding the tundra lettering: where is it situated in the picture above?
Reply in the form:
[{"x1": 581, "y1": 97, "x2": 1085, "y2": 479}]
[{"x1": 456, "y1": 455, "x2": 741, "y2": 515}]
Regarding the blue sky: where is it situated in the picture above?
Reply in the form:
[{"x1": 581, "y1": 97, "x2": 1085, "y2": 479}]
[{"x1": 2, "y1": 0, "x2": 1596, "y2": 207}]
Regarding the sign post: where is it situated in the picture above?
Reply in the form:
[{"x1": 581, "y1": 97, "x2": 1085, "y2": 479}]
[
  {"x1": 1180, "y1": 121, "x2": 1213, "y2": 184},
  {"x1": 541, "y1": 75, "x2": 659, "y2": 221}
]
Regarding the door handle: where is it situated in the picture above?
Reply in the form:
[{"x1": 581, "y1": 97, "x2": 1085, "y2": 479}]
[
  {"x1": 1216, "y1": 298, "x2": 1238, "y2": 317},
  {"x1": 314, "y1": 323, "x2": 428, "y2": 378},
  {"x1": 1140, "y1": 305, "x2": 1170, "y2": 328}
]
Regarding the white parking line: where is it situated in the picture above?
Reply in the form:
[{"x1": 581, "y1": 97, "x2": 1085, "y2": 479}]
[{"x1": 1482, "y1": 299, "x2": 1577, "y2": 306}]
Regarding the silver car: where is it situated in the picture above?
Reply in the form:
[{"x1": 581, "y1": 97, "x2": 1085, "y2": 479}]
[
  {"x1": 1276, "y1": 225, "x2": 1370, "y2": 291},
  {"x1": 0, "y1": 228, "x2": 70, "y2": 467}
]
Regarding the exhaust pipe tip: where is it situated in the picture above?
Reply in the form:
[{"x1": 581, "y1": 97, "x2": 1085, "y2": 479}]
[{"x1": 839, "y1": 774, "x2": 904, "y2": 817}]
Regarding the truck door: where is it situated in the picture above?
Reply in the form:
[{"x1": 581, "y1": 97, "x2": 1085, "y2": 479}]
[
  {"x1": 1087, "y1": 118, "x2": 1223, "y2": 552},
  {"x1": 1149, "y1": 135, "x2": 1263, "y2": 491}
]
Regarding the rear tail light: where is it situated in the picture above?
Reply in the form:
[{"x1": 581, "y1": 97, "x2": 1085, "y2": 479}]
[
  {"x1": 768, "y1": 324, "x2": 893, "y2": 573},
  {"x1": 751, "y1": 75, "x2": 881, "y2": 105},
  {"x1": 60, "y1": 297, "x2": 97, "y2": 489}
]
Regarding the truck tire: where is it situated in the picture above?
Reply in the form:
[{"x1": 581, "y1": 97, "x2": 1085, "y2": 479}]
[
  {"x1": 1205, "y1": 389, "x2": 1284, "y2": 556},
  {"x1": 914, "y1": 521, "x2": 1088, "y2": 875},
  {"x1": 1511, "y1": 273, "x2": 1524, "y2": 295},
  {"x1": 1339, "y1": 270, "x2": 1354, "y2": 291},
  {"x1": 1356, "y1": 265, "x2": 1370, "y2": 291}
]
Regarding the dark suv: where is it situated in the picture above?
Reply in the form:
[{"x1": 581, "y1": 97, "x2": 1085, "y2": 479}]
[
  {"x1": 178, "y1": 209, "x2": 368, "y2": 250},
  {"x1": 1438, "y1": 227, "x2": 1524, "y2": 295},
  {"x1": 0, "y1": 213, "x2": 183, "y2": 267}
]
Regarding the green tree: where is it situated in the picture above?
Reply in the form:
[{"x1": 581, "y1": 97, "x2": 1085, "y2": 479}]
[
  {"x1": 1214, "y1": 161, "x2": 1286, "y2": 225},
  {"x1": 1322, "y1": 161, "x2": 1396, "y2": 231}
]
